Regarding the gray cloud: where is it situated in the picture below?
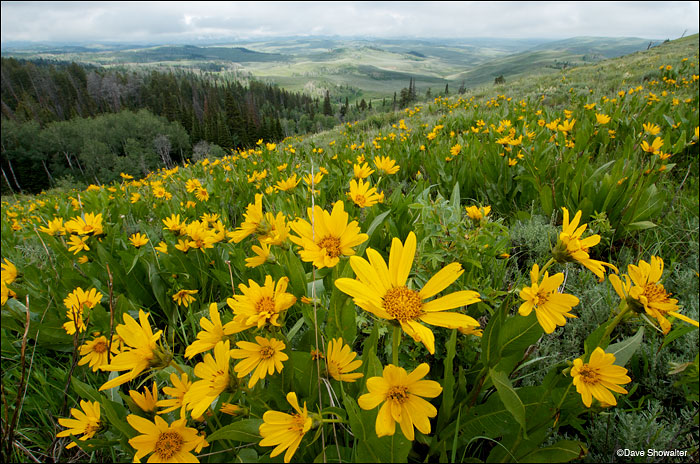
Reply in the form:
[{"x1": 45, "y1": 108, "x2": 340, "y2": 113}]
[{"x1": 2, "y1": 1, "x2": 698, "y2": 43}]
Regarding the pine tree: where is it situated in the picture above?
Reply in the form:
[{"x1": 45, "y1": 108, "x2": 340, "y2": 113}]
[{"x1": 322, "y1": 90, "x2": 332, "y2": 116}]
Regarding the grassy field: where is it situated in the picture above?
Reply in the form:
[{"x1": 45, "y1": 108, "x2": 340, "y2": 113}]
[{"x1": 1, "y1": 34, "x2": 698, "y2": 463}]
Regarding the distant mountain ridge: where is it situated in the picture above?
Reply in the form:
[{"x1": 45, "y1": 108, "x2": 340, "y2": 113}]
[{"x1": 1, "y1": 36, "x2": 660, "y2": 96}]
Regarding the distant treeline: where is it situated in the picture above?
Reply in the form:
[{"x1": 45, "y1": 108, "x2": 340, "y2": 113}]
[
  {"x1": 0, "y1": 58, "x2": 369, "y2": 193},
  {"x1": 0, "y1": 57, "x2": 339, "y2": 147}
]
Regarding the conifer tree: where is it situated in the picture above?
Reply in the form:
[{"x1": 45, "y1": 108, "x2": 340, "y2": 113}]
[{"x1": 322, "y1": 90, "x2": 332, "y2": 116}]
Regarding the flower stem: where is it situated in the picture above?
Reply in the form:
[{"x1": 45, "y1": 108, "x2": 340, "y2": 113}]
[
  {"x1": 539, "y1": 257, "x2": 556, "y2": 276},
  {"x1": 169, "y1": 360, "x2": 186, "y2": 375},
  {"x1": 601, "y1": 304, "x2": 632, "y2": 342},
  {"x1": 392, "y1": 324, "x2": 401, "y2": 366}
]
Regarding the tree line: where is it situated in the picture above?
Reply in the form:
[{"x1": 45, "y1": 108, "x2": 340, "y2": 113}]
[{"x1": 1, "y1": 57, "x2": 439, "y2": 193}]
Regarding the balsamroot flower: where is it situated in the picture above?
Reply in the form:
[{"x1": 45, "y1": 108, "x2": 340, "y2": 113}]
[
  {"x1": 99, "y1": 310, "x2": 165, "y2": 391},
  {"x1": 610, "y1": 256, "x2": 698, "y2": 334},
  {"x1": 62, "y1": 287, "x2": 103, "y2": 335},
  {"x1": 335, "y1": 232, "x2": 481, "y2": 354},
  {"x1": 39, "y1": 217, "x2": 65, "y2": 236},
  {"x1": 358, "y1": 363, "x2": 442, "y2": 440},
  {"x1": 57, "y1": 400, "x2": 101, "y2": 449},
  {"x1": 67, "y1": 235, "x2": 90, "y2": 255},
  {"x1": 571, "y1": 347, "x2": 631, "y2": 407},
  {"x1": 184, "y1": 340, "x2": 233, "y2": 419},
  {"x1": 245, "y1": 242, "x2": 272, "y2": 268},
  {"x1": 157, "y1": 372, "x2": 192, "y2": 416},
  {"x1": 326, "y1": 337, "x2": 363, "y2": 382},
  {"x1": 226, "y1": 275, "x2": 296, "y2": 332},
  {"x1": 229, "y1": 193, "x2": 264, "y2": 243},
  {"x1": 127, "y1": 415, "x2": 206, "y2": 463},
  {"x1": 129, "y1": 232, "x2": 149, "y2": 248},
  {"x1": 275, "y1": 174, "x2": 301, "y2": 192},
  {"x1": 185, "y1": 303, "x2": 237, "y2": 359},
  {"x1": 259, "y1": 392, "x2": 312, "y2": 463},
  {"x1": 353, "y1": 162, "x2": 375, "y2": 179},
  {"x1": 129, "y1": 381, "x2": 159, "y2": 413},
  {"x1": 519, "y1": 264, "x2": 579, "y2": 333},
  {"x1": 172, "y1": 289, "x2": 198, "y2": 308},
  {"x1": 64, "y1": 212, "x2": 104, "y2": 236},
  {"x1": 78, "y1": 335, "x2": 119, "y2": 371},
  {"x1": 348, "y1": 179, "x2": 383, "y2": 208},
  {"x1": 373, "y1": 155, "x2": 400, "y2": 175},
  {"x1": 230, "y1": 336, "x2": 288, "y2": 388},
  {"x1": 289, "y1": 201, "x2": 368, "y2": 269},
  {"x1": 552, "y1": 208, "x2": 617, "y2": 281},
  {"x1": 465, "y1": 205, "x2": 491, "y2": 221}
]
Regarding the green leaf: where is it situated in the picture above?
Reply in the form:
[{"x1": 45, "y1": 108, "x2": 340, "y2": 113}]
[
  {"x1": 438, "y1": 330, "x2": 457, "y2": 430},
  {"x1": 450, "y1": 181, "x2": 461, "y2": 214},
  {"x1": 498, "y1": 311, "x2": 543, "y2": 362},
  {"x1": 285, "y1": 249, "x2": 308, "y2": 297},
  {"x1": 584, "y1": 320, "x2": 611, "y2": 355},
  {"x1": 606, "y1": 327, "x2": 644, "y2": 367},
  {"x1": 662, "y1": 324, "x2": 697, "y2": 350},
  {"x1": 148, "y1": 263, "x2": 171, "y2": 321},
  {"x1": 207, "y1": 419, "x2": 263, "y2": 443},
  {"x1": 489, "y1": 368, "x2": 528, "y2": 437},
  {"x1": 235, "y1": 448, "x2": 259, "y2": 462},
  {"x1": 625, "y1": 221, "x2": 657, "y2": 231},
  {"x1": 519, "y1": 440, "x2": 587, "y2": 463},
  {"x1": 356, "y1": 209, "x2": 391, "y2": 256},
  {"x1": 481, "y1": 304, "x2": 502, "y2": 367},
  {"x1": 539, "y1": 185, "x2": 553, "y2": 215}
]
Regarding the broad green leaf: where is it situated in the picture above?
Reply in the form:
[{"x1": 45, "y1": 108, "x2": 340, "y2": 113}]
[
  {"x1": 490, "y1": 368, "x2": 528, "y2": 437},
  {"x1": 498, "y1": 311, "x2": 543, "y2": 363},
  {"x1": 285, "y1": 249, "x2": 307, "y2": 297},
  {"x1": 481, "y1": 304, "x2": 502, "y2": 367},
  {"x1": 606, "y1": 327, "x2": 644, "y2": 367},
  {"x1": 207, "y1": 418, "x2": 263, "y2": 442}
]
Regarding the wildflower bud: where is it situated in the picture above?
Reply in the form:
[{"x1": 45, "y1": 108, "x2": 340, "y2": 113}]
[
  {"x1": 552, "y1": 239, "x2": 574, "y2": 263},
  {"x1": 309, "y1": 413, "x2": 323, "y2": 429},
  {"x1": 149, "y1": 346, "x2": 173, "y2": 370}
]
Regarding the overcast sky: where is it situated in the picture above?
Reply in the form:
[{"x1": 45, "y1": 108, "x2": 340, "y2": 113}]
[{"x1": 2, "y1": 1, "x2": 698, "y2": 44}]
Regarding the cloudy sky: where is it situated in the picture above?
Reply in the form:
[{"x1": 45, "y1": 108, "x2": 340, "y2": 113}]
[{"x1": 2, "y1": 1, "x2": 698, "y2": 44}]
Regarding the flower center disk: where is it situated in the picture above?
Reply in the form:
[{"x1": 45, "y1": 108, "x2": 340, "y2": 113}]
[
  {"x1": 256, "y1": 296, "x2": 275, "y2": 315},
  {"x1": 387, "y1": 385, "x2": 409, "y2": 404},
  {"x1": 383, "y1": 286, "x2": 423, "y2": 322},
  {"x1": 259, "y1": 346, "x2": 275, "y2": 359},
  {"x1": 318, "y1": 236, "x2": 342, "y2": 258},
  {"x1": 578, "y1": 366, "x2": 599, "y2": 384},
  {"x1": 154, "y1": 431, "x2": 184, "y2": 460}
]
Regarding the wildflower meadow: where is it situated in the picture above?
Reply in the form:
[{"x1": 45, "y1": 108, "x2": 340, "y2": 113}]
[{"x1": 2, "y1": 35, "x2": 699, "y2": 463}]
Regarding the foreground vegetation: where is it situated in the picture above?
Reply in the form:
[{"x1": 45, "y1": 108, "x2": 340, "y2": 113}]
[{"x1": 1, "y1": 35, "x2": 698, "y2": 463}]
